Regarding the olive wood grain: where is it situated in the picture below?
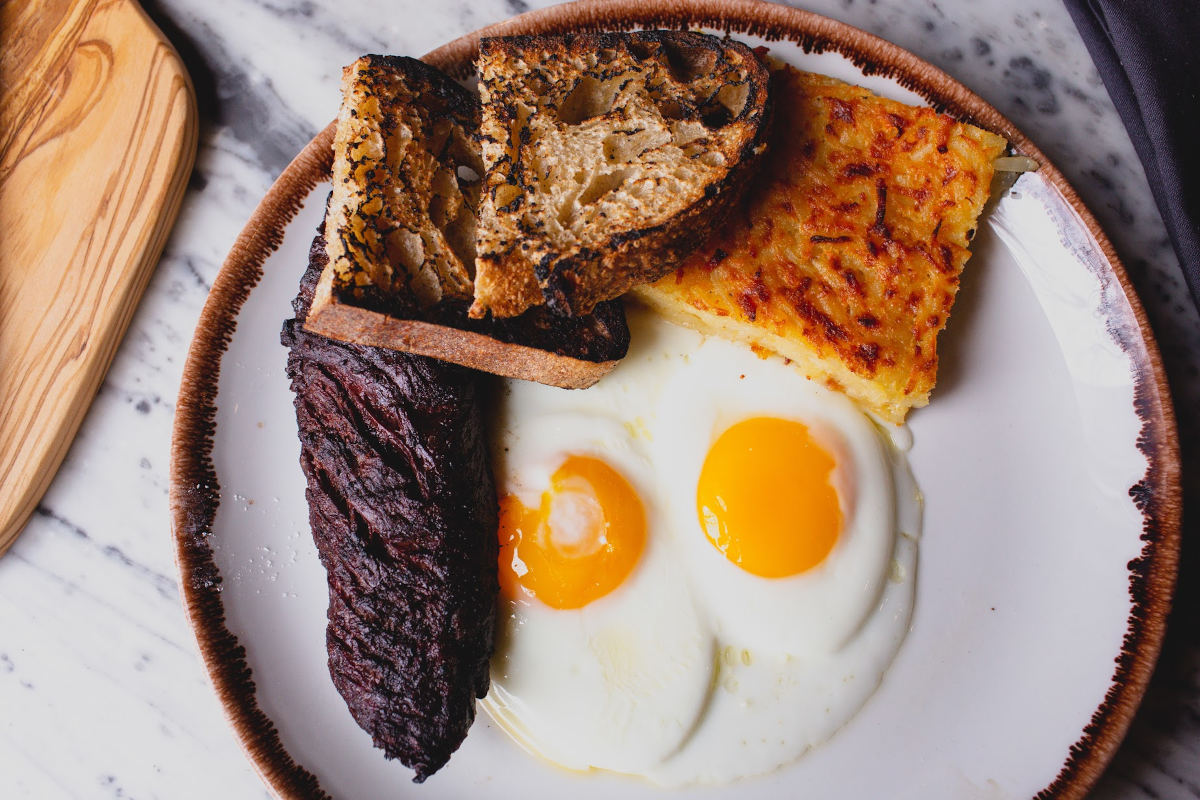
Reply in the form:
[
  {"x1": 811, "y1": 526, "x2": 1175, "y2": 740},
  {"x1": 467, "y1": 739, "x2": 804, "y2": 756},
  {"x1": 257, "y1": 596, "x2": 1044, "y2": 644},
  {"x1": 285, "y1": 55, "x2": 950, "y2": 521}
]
[{"x1": 0, "y1": 0, "x2": 198, "y2": 554}]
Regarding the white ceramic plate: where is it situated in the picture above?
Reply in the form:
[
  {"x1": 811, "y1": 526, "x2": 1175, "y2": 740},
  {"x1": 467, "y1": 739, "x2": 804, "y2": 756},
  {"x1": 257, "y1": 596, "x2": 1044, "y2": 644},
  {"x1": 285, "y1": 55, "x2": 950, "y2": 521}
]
[{"x1": 170, "y1": 2, "x2": 1180, "y2": 798}]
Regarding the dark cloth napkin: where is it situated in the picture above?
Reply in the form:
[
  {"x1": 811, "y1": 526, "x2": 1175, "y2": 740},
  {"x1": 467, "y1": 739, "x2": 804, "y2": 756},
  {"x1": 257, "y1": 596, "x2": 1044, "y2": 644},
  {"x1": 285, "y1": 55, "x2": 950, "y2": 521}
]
[{"x1": 1063, "y1": 0, "x2": 1200, "y2": 313}]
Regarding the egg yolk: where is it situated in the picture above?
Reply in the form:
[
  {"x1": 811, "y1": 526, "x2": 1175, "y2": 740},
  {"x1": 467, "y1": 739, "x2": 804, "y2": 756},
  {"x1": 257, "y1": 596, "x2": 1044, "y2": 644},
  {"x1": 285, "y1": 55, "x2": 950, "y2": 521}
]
[
  {"x1": 498, "y1": 455, "x2": 646, "y2": 610},
  {"x1": 697, "y1": 417, "x2": 841, "y2": 578}
]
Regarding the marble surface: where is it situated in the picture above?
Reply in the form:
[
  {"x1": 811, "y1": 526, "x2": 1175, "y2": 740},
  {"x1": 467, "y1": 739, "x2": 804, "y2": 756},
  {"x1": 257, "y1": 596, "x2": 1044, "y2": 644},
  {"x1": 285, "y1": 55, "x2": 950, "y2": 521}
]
[{"x1": 2, "y1": 0, "x2": 1196, "y2": 797}]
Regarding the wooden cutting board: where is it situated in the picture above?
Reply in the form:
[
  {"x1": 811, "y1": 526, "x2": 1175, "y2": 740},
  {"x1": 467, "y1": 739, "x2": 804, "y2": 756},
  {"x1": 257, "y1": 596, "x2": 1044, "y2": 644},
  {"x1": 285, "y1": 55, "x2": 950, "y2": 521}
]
[{"x1": 0, "y1": 0, "x2": 197, "y2": 554}]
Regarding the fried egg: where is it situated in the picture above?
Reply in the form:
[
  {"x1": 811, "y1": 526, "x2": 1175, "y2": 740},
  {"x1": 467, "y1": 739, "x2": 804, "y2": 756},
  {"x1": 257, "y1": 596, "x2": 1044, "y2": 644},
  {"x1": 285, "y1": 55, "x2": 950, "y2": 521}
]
[
  {"x1": 481, "y1": 304, "x2": 921, "y2": 786},
  {"x1": 485, "y1": 413, "x2": 715, "y2": 773}
]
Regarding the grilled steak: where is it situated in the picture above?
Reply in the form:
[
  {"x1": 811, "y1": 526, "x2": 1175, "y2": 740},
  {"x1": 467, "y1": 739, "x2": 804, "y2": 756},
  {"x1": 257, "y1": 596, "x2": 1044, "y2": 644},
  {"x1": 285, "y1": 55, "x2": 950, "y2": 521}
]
[{"x1": 281, "y1": 228, "x2": 498, "y2": 782}]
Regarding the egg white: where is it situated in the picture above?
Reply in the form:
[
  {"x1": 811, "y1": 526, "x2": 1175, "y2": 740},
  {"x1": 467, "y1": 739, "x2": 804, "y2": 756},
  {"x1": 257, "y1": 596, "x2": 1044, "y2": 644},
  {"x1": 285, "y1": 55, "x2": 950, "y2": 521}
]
[
  {"x1": 649, "y1": 322, "x2": 899, "y2": 655},
  {"x1": 482, "y1": 410, "x2": 715, "y2": 774},
  {"x1": 481, "y1": 304, "x2": 922, "y2": 786}
]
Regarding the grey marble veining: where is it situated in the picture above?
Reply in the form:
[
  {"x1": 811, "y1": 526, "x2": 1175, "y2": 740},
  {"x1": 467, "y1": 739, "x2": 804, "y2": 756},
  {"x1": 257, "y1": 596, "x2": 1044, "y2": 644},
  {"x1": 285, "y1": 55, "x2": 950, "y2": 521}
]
[{"x1": 1, "y1": 0, "x2": 1195, "y2": 797}]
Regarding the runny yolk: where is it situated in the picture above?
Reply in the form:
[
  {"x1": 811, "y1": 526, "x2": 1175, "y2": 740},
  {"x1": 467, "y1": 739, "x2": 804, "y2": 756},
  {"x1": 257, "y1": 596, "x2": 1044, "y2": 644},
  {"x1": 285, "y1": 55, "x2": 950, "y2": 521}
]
[
  {"x1": 498, "y1": 455, "x2": 646, "y2": 610},
  {"x1": 697, "y1": 417, "x2": 842, "y2": 578}
]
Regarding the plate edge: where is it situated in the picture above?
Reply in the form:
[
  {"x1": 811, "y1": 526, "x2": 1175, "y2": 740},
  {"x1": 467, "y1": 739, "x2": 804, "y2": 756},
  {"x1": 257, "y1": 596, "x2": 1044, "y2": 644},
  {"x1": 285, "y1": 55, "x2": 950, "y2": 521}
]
[
  {"x1": 167, "y1": 2, "x2": 1182, "y2": 798},
  {"x1": 169, "y1": 123, "x2": 336, "y2": 800}
]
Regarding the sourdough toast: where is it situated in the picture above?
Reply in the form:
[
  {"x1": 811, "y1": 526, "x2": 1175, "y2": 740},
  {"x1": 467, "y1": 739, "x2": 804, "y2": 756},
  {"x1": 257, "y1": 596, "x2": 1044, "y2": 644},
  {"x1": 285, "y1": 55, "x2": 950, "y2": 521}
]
[
  {"x1": 470, "y1": 31, "x2": 771, "y2": 319},
  {"x1": 635, "y1": 67, "x2": 1008, "y2": 423},
  {"x1": 320, "y1": 54, "x2": 480, "y2": 313},
  {"x1": 306, "y1": 55, "x2": 629, "y2": 389}
]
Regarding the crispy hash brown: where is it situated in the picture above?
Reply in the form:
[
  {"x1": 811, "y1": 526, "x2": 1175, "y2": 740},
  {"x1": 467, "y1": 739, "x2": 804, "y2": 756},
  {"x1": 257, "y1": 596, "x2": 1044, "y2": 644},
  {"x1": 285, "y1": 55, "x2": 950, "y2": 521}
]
[{"x1": 635, "y1": 67, "x2": 1008, "y2": 423}]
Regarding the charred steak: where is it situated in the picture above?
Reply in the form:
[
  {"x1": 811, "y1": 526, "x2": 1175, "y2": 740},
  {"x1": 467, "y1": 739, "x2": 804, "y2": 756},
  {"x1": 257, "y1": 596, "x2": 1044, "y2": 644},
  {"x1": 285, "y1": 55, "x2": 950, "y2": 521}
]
[{"x1": 281, "y1": 229, "x2": 498, "y2": 782}]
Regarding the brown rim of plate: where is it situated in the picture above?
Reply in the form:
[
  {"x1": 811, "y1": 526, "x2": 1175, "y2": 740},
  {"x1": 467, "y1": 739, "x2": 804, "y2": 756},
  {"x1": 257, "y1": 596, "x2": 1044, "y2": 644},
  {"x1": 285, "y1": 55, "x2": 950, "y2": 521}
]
[{"x1": 168, "y1": 1, "x2": 1182, "y2": 798}]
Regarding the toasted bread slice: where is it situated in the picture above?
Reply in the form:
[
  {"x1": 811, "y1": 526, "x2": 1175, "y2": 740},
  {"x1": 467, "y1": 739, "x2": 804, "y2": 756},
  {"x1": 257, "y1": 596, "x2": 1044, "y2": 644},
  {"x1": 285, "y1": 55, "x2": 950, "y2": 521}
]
[
  {"x1": 470, "y1": 31, "x2": 771, "y2": 319},
  {"x1": 306, "y1": 55, "x2": 629, "y2": 388},
  {"x1": 320, "y1": 54, "x2": 480, "y2": 312},
  {"x1": 634, "y1": 67, "x2": 1008, "y2": 423}
]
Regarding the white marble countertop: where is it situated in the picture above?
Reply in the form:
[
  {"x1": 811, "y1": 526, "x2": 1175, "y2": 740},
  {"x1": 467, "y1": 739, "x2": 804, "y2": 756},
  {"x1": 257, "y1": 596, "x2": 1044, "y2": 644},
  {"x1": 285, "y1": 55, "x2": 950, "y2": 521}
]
[{"x1": 3, "y1": 0, "x2": 1197, "y2": 797}]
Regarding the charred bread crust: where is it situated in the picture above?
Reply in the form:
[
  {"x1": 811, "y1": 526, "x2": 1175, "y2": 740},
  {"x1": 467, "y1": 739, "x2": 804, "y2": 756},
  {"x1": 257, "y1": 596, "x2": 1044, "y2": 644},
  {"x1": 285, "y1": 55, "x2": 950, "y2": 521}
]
[
  {"x1": 537, "y1": 142, "x2": 766, "y2": 316},
  {"x1": 309, "y1": 208, "x2": 629, "y2": 388},
  {"x1": 308, "y1": 259, "x2": 630, "y2": 388},
  {"x1": 471, "y1": 30, "x2": 772, "y2": 318},
  {"x1": 282, "y1": 229, "x2": 497, "y2": 782},
  {"x1": 309, "y1": 54, "x2": 630, "y2": 387},
  {"x1": 325, "y1": 55, "x2": 481, "y2": 310}
]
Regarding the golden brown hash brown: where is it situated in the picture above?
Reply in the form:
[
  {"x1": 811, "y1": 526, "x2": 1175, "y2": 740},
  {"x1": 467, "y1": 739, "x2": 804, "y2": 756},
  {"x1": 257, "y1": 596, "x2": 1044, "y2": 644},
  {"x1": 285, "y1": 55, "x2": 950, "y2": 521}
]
[{"x1": 635, "y1": 67, "x2": 1008, "y2": 423}]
